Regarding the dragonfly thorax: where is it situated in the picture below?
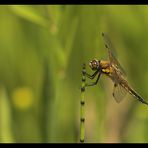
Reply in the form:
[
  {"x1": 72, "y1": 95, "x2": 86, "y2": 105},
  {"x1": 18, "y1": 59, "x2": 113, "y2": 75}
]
[{"x1": 89, "y1": 59, "x2": 100, "y2": 71}]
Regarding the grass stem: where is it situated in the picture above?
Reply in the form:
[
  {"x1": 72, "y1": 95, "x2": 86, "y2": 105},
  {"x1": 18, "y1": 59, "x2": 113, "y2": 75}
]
[{"x1": 80, "y1": 63, "x2": 86, "y2": 143}]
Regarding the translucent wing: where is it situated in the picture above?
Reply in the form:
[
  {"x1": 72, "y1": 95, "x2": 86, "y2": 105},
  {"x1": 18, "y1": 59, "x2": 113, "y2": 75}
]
[
  {"x1": 113, "y1": 83, "x2": 127, "y2": 103},
  {"x1": 102, "y1": 32, "x2": 126, "y2": 76}
]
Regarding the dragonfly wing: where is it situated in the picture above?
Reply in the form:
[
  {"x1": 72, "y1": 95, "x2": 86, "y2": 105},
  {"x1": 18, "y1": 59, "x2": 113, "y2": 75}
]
[
  {"x1": 112, "y1": 83, "x2": 127, "y2": 103},
  {"x1": 102, "y1": 32, "x2": 126, "y2": 76}
]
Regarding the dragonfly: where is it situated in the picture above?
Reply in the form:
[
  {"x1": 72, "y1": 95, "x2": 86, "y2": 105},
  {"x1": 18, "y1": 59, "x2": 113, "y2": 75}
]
[{"x1": 85, "y1": 32, "x2": 148, "y2": 105}]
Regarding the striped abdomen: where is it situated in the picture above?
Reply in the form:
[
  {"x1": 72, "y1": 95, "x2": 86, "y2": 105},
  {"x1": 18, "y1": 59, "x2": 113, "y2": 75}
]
[{"x1": 120, "y1": 82, "x2": 148, "y2": 105}]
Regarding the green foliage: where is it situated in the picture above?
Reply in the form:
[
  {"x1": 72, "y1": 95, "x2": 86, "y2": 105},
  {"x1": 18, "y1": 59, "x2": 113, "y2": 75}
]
[{"x1": 0, "y1": 5, "x2": 148, "y2": 143}]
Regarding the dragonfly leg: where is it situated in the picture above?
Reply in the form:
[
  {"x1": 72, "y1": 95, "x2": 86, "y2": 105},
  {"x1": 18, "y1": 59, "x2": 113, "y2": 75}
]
[
  {"x1": 85, "y1": 73, "x2": 101, "y2": 87},
  {"x1": 85, "y1": 70, "x2": 99, "y2": 79}
]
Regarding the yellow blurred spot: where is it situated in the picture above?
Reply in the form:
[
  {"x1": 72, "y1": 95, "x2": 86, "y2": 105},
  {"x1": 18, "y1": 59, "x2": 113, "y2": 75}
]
[{"x1": 12, "y1": 87, "x2": 33, "y2": 110}]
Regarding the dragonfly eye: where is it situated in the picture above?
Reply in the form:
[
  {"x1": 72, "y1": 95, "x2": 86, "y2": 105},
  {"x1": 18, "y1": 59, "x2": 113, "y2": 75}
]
[{"x1": 89, "y1": 59, "x2": 99, "y2": 70}]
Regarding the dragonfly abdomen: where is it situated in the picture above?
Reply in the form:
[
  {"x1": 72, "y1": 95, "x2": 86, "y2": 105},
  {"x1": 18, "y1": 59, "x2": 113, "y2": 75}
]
[{"x1": 121, "y1": 83, "x2": 148, "y2": 105}]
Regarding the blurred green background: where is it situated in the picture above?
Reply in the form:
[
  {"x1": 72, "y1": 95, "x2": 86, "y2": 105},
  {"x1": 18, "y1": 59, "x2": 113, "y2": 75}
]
[{"x1": 0, "y1": 5, "x2": 148, "y2": 143}]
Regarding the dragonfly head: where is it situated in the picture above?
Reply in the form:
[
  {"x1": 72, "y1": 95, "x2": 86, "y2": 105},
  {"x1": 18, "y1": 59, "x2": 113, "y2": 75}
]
[{"x1": 89, "y1": 59, "x2": 100, "y2": 71}]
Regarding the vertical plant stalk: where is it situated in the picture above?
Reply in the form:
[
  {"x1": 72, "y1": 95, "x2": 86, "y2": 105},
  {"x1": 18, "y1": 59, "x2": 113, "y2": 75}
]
[{"x1": 80, "y1": 63, "x2": 86, "y2": 143}]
